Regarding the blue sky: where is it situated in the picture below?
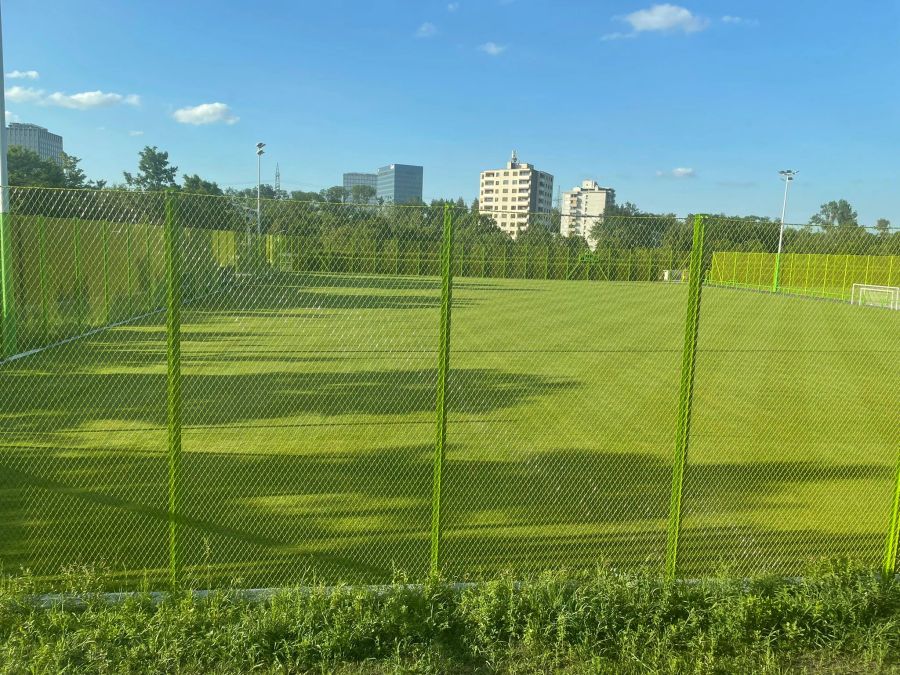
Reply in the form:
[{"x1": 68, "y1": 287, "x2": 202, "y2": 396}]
[{"x1": 3, "y1": 0, "x2": 898, "y2": 224}]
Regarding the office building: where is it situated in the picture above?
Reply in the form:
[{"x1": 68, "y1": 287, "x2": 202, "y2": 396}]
[
  {"x1": 376, "y1": 164, "x2": 423, "y2": 204},
  {"x1": 7, "y1": 122, "x2": 64, "y2": 164},
  {"x1": 343, "y1": 172, "x2": 377, "y2": 194},
  {"x1": 560, "y1": 180, "x2": 616, "y2": 249},
  {"x1": 478, "y1": 151, "x2": 553, "y2": 238}
]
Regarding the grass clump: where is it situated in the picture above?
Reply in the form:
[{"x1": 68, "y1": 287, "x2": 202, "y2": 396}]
[{"x1": 1, "y1": 563, "x2": 898, "y2": 673}]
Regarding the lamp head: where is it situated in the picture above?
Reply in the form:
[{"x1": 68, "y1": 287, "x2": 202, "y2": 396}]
[{"x1": 779, "y1": 169, "x2": 797, "y2": 181}]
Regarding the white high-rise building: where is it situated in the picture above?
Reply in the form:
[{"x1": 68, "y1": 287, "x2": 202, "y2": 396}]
[
  {"x1": 478, "y1": 151, "x2": 553, "y2": 238},
  {"x1": 7, "y1": 123, "x2": 64, "y2": 165},
  {"x1": 560, "y1": 180, "x2": 615, "y2": 249}
]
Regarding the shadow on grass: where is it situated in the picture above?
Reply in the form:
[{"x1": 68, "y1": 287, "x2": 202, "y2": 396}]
[
  {"x1": 0, "y1": 445, "x2": 892, "y2": 589},
  {"x1": 0, "y1": 364, "x2": 575, "y2": 432}
]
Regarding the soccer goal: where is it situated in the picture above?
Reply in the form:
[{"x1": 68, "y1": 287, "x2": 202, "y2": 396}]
[{"x1": 850, "y1": 283, "x2": 900, "y2": 310}]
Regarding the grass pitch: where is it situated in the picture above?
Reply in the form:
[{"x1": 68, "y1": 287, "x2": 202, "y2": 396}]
[{"x1": 0, "y1": 273, "x2": 897, "y2": 588}]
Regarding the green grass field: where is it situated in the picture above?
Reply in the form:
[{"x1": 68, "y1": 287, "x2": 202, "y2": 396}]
[{"x1": 0, "y1": 273, "x2": 897, "y2": 588}]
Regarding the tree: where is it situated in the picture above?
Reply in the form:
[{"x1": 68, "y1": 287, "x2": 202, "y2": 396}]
[
  {"x1": 875, "y1": 218, "x2": 891, "y2": 236},
  {"x1": 7, "y1": 147, "x2": 66, "y2": 187},
  {"x1": 291, "y1": 190, "x2": 324, "y2": 202},
  {"x1": 182, "y1": 174, "x2": 223, "y2": 196},
  {"x1": 350, "y1": 184, "x2": 376, "y2": 204},
  {"x1": 810, "y1": 199, "x2": 858, "y2": 229},
  {"x1": 60, "y1": 153, "x2": 88, "y2": 189},
  {"x1": 123, "y1": 146, "x2": 178, "y2": 191},
  {"x1": 321, "y1": 185, "x2": 348, "y2": 203},
  {"x1": 608, "y1": 201, "x2": 643, "y2": 217},
  {"x1": 230, "y1": 184, "x2": 277, "y2": 200}
]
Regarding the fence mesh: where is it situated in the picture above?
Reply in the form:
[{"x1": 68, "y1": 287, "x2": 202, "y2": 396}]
[
  {"x1": 681, "y1": 218, "x2": 899, "y2": 576},
  {"x1": 0, "y1": 187, "x2": 897, "y2": 589}
]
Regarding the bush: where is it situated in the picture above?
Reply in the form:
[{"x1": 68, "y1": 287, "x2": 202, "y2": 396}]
[{"x1": 1, "y1": 564, "x2": 898, "y2": 672}]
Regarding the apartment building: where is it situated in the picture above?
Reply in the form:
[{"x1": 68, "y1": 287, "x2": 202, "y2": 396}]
[
  {"x1": 478, "y1": 151, "x2": 553, "y2": 238},
  {"x1": 560, "y1": 180, "x2": 615, "y2": 249}
]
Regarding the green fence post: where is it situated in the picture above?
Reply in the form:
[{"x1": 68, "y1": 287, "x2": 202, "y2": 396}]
[
  {"x1": 165, "y1": 193, "x2": 183, "y2": 587},
  {"x1": 146, "y1": 223, "x2": 154, "y2": 311},
  {"x1": 0, "y1": 199, "x2": 15, "y2": 358},
  {"x1": 430, "y1": 204, "x2": 455, "y2": 575},
  {"x1": 803, "y1": 254, "x2": 811, "y2": 295},
  {"x1": 126, "y1": 225, "x2": 133, "y2": 317},
  {"x1": 772, "y1": 251, "x2": 782, "y2": 292},
  {"x1": 39, "y1": 216, "x2": 48, "y2": 337},
  {"x1": 664, "y1": 214, "x2": 708, "y2": 580},
  {"x1": 841, "y1": 255, "x2": 849, "y2": 301},
  {"x1": 74, "y1": 220, "x2": 85, "y2": 329},
  {"x1": 884, "y1": 449, "x2": 900, "y2": 577},
  {"x1": 102, "y1": 222, "x2": 110, "y2": 324}
]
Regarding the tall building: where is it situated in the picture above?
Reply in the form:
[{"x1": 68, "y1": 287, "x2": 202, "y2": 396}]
[
  {"x1": 478, "y1": 151, "x2": 553, "y2": 238},
  {"x1": 343, "y1": 172, "x2": 377, "y2": 194},
  {"x1": 7, "y1": 123, "x2": 64, "y2": 164},
  {"x1": 376, "y1": 164, "x2": 423, "y2": 204},
  {"x1": 560, "y1": 180, "x2": 616, "y2": 249}
]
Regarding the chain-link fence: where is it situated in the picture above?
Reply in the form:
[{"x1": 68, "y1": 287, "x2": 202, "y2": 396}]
[{"x1": 1, "y1": 187, "x2": 898, "y2": 589}]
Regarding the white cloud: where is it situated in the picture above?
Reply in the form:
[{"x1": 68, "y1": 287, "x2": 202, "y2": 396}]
[
  {"x1": 600, "y1": 32, "x2": 636, "y2": 42},
  {"x1": 6, "y1": 70, "x2": 39, "y2": 80},
  {"x1": 447, "y1": 2, "x2": 459, "y2": 11},
  {"x1": 657, "y1": 167, "x2": 696, "y2": 178},
  {"x1": 5, "y1": 86, "x2": 141, "y2": 109},
  {"x1": 415, "y1": 22, "x2": 437, "y2": 38},
  {"x1": 128, "y1": 130, "x2": 144, "y2": 137},
  {"x1": 625, "y1": 4, "x2": 708, "y2": 33},
  {"x1": 45, "y1": 90, "x2": 141, "y2": 109},
  {"x1": 6, "y1": 85, "x2": 43, "y2": 103},
  {"x1": 173, "y1": 102, "x2": 239, "y2": 125},
  {"x1": 479, "y1": 41, "x2": 507, "y2": 56},
  {"x1": 5, "y1": 110, "x2": 19, "y2": 124},
  {"x1": 604, "y1": 4, "x2": 708, "y2": 39},
  {"x1": 722, "y1": 15, "x2": 759, "y2": 26}
]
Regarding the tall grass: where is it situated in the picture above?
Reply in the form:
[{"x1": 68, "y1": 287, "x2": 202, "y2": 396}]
[{"x1": 1, "y1": 563, "x2": 898, "y2": 673}]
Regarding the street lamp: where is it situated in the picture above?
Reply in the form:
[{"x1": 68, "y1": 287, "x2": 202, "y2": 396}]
[
  {"x1": 773, "y1": 169, "x2": 798, "y2": 292},
  {"x1": 256, "y1": 142, "x2": 266, "y2": 234}
]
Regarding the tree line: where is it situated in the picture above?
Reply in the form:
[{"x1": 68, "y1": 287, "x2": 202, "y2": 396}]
[{"x1": 6, "y1": 144, "x2": 897, "y2": 258}]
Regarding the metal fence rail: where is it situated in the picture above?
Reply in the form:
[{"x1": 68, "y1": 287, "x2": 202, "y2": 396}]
[{"x1": 1, "y1": 187, "x2": 898, "y2": 589}]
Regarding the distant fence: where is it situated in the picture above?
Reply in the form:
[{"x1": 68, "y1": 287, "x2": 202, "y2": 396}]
[
  {"x1": 709, "y1": 250, "x2": 897, "y2": 301},
  {"x1": 0, "y1": 187, "x2": 898, "y2": 590}
]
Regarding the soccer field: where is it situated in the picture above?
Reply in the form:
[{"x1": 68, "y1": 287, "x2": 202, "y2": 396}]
[{"x1": 0, "y1": 273, "x2": 897, "y2": 588}]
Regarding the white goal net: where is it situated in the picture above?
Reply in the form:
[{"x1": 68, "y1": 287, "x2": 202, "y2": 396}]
[{"x1": 850, "y1": 284, "x2": 900, "y2": 310}]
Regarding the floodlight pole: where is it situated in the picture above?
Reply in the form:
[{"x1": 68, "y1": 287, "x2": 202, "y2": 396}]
[
  {"x1": 256, "y1": 142, "x2": 265, "y2": 235},
  {"x1": 773, "y1": 169, "x2": 797, "y2": 293}
]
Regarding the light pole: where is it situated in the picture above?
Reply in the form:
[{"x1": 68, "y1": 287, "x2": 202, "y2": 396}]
[
  {"x1": 773, "y1": 169, "x2": 797, "y2": 292},
  {"x1": 256, "y1": 142, "x2": 265, "y2": 235}
]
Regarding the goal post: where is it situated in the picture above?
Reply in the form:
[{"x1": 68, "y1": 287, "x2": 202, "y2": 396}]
[{"x1": 851, "y1": 283, "x2": 899, "y2": 310}]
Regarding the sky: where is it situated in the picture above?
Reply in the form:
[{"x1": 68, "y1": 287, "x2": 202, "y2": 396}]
[{"x1": 3, "y1": 0, "x2": 898, "y2": 225}]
